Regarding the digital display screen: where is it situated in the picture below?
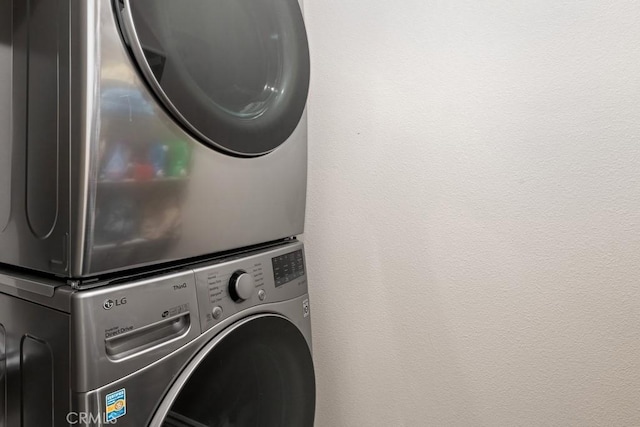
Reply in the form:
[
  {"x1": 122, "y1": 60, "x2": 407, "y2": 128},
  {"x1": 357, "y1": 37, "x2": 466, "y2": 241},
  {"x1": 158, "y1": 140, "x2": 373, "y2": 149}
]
[{"x1": 272, "y1": 250, "x2": 305, "y2": 287}]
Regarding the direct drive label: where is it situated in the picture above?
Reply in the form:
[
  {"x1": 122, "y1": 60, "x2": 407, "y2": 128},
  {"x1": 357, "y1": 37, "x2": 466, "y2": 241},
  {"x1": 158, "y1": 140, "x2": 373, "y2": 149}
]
[{"x1": 105, "y1": 388, "x2": 126, "y2": 422}]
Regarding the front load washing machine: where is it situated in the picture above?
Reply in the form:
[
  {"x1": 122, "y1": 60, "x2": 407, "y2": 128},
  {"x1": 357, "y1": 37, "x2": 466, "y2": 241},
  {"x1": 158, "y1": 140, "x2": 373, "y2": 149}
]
[
  {"x1": 0, "y1": 0, "x2": 310, "y2": 278},
  {"x1": 0, "y1": 240, "x2": 315, "y2": 426}
]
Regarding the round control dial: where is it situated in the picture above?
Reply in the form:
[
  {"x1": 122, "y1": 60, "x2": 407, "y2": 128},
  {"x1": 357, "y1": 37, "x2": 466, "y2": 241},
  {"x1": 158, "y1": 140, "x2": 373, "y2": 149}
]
[{"x1": 228, "y1": 270, "x2": 255, "y2": 302}]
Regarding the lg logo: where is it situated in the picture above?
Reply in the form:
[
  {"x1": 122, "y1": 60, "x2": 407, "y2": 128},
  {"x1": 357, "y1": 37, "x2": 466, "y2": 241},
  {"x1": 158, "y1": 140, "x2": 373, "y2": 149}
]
[{"x1": 103, "y1": 297, "x2": 127, "y2": 310}]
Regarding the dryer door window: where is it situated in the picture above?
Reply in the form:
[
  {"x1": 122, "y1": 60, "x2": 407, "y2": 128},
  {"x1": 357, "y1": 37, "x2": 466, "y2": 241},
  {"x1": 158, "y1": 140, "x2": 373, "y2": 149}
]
[
  {"x1": 156, "y1": 315, "x2": 315, "y2": 426},
  {"x1": 117, "y1": 0, "x2": 310, "y2": 156}
]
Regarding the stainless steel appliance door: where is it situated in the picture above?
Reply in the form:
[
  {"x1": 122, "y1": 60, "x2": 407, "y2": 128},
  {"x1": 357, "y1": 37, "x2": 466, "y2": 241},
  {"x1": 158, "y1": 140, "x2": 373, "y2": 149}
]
[
  {"x1": 150, "y1": 314, "x2": 315, "y2": 427},
  {"x1": 116, "y1": 0, "x2": 310, "y2": 156}
]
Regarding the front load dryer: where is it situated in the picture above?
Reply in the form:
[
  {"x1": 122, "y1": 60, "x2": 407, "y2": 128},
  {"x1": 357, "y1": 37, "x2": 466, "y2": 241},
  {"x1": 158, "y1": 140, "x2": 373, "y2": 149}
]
[
  {"x1": 0, "y1": 0, "x2": 310, "y2": 278},
  {"x1": 0, "y1": 240, "x2": 315, "y2": 426}
]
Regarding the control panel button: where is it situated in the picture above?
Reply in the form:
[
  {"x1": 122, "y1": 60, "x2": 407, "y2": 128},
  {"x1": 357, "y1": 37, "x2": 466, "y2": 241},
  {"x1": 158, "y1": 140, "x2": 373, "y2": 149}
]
[
  {"x1": 258, "y1": 289, "x2": 266, "y2": 301},
  {"x1": 228, "y1": 270, "x2": 255, "y2": 302},
  {"x1": 212, "y1": 306, "x2": 223, "y2": 320}
]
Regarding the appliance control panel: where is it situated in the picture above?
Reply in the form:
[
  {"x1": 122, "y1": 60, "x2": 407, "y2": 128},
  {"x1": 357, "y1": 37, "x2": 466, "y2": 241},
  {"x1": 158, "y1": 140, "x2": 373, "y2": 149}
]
[
  {"x1": 68, "y1": 240, "x2": 307, "y2": 392},
  {"x1": 193, "y1": 241, "x2": 308, "y2": 333}
]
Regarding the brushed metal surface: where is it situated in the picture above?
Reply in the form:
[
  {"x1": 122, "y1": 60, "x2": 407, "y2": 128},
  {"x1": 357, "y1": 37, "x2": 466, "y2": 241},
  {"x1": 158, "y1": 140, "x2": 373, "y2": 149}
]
[
  {"x1": 74, "y1": 295, "x2": 313, "y2": 427},
  {"x1": 69, "y1": 0, "x2": 97, "y2": 279},
  {"x1": 71, "y1": 240, "x2": 308, "y2": 392},
  {"x1": 1, "y1": 240, "x2": 313, "y2": 426},
  {"x1": 25, "y1": 0, "x2": 60, "y2": 239},
  {"x1": 83, "y1": 0, "x2": 308, "y2": 276},
  {"x1": 0, "y1": 0, "x2": 11, "y2": 233},
  {"x1": 0, "y1": 292, "x2": 70, "y2": 427},
  {"x1": 0, "y1": 263, "x2": 73, "y2": 313},
  {"x1": 0, "y1": 0, "x2": 70, "y2": 275},
  {"x1": 21, "y1": 336, "x2": 54, "y2": 426},
  {"x1": 0, "y1": 0, "x2": 309, "y2": 278},
  {"x1": 71, "y1": 270, "x2": 202, "y2": 392},
  {"x1": 72, "y1": 241, "x2": 311, "y2": 425}
]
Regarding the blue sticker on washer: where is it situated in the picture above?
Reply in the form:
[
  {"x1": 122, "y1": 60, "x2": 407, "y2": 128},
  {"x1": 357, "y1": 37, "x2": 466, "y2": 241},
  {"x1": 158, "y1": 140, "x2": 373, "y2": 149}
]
[{"x1": 105, "y1": 388, "x2": 126, "y2": 422}]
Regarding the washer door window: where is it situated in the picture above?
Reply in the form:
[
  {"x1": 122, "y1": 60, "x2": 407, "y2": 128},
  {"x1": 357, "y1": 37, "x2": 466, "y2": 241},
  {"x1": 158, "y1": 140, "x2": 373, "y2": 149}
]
[
  {"x1": 155, "y1": 315, "x2": 315, "y2": 427},
  {"x1": 117, "y1": 0, "x2": 310, "y2": 156}
]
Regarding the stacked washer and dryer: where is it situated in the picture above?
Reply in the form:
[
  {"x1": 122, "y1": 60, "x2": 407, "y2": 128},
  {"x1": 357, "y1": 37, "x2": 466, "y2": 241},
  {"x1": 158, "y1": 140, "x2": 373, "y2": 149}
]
[{"x1": 0, "y1": 0, "x2": 315, "y2": 426}]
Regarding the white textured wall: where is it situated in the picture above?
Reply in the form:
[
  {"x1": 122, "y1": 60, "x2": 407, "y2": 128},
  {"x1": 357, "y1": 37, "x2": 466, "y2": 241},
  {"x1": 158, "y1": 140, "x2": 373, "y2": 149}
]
[{"x1": 303, "y1": 1, "x2": 640, "y2": 426}]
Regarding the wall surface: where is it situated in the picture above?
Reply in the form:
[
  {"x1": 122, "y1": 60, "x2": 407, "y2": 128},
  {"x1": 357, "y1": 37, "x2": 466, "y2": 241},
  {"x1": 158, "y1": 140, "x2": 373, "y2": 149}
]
[{"x1": 303, "y1": 1, "x2": 640, "y2": 425}]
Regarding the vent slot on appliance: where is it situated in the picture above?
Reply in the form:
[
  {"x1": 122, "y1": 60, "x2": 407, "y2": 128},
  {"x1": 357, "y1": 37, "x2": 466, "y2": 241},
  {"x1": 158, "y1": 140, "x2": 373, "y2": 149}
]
[{"x1": 20, "y1": 335, "x2": 54, "y2": 427}]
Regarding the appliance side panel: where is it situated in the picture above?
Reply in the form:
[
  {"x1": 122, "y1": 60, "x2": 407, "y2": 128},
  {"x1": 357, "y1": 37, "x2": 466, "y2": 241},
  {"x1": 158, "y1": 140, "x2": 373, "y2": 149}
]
[
  {"x1": 56, "y1": 0, "x2": 72, "y2": 275},
  {"x1": 0, "y1": 292, "x2": 70, "y2": 427},
  {"x1": 0, "y1": 0, "x2": 70, "y2": 275},
  {"x1": 20, "y1": 336, "x2": 54, "y2": 426},
  {"x1": 0, "y1": 0, "x2": 11, "y2": 232},
  {"x1": 25, "y1": 0, "x2": 60, "y2": 239}
]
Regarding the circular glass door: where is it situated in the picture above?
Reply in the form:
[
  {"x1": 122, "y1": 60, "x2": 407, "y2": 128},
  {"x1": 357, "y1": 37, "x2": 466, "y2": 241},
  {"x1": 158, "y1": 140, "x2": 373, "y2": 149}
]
[
  {"x1": 117, "y1": 0, "x2": 310, "y2": 156},
  {"x1": 155, "y1": 315, "x2": 315, "y2": 426}
]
